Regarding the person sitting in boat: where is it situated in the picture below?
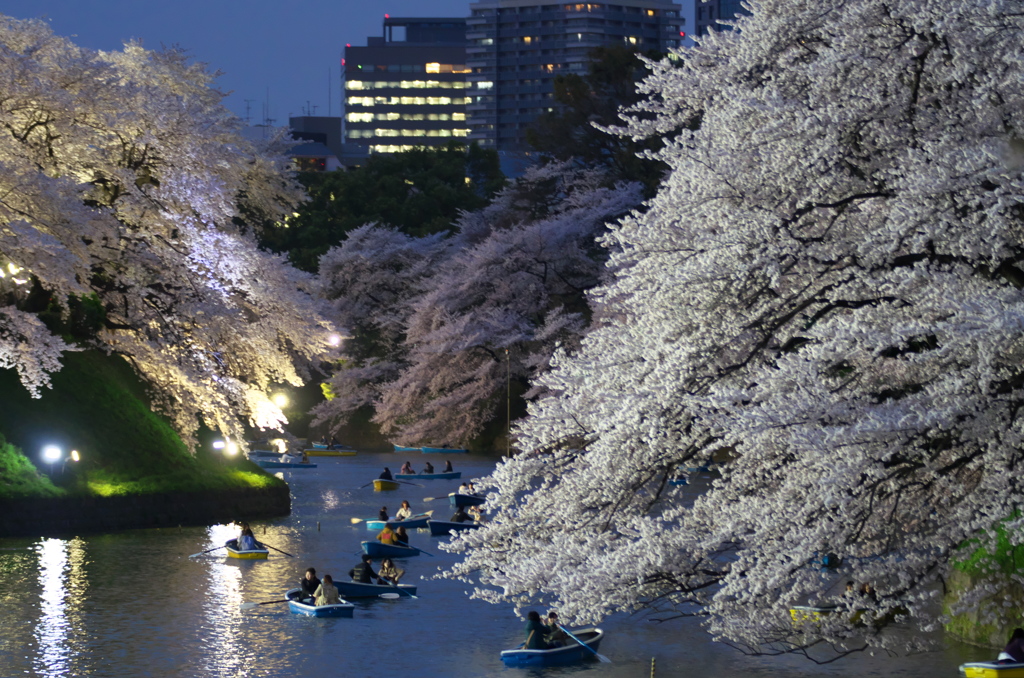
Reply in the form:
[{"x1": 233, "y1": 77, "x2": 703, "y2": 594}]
[
  {"x1": 468, "y1": 482, "x2": 478, "y2": 494},
  {"x1": 451, "y1": 506, "x2": 471, "y2": 523},
  {"x1": 237, "y1": 523, "x2": 259, "y2": 550},
  {"x1": 377, "y1": 525, "x2": 398, "y2": 545},
  {"x1": 349, "y1": 554, "x2": 376, "y2": 583},
  {"x1": 379, "y1": 467, "x2": 394, "y2": 480},
  {"x1": 423, "y1": 461, "x2": 434, "y2": 474},
  {"x1": 319, "y1": 436, "x2": 328, "y2": 445},
  {"x1": 378, "y1": 557, "x2": 405, "y2": 585},
  {"x1": 300, "y1": 567, "x2": 321, "y2": 601},
  {"x1": 544, "y1": 611, "x2": 569, "y2": 647},
  {"x1": 393, "y1": 526, "x2": 410, "y2": 546},
  {"x1": 443, "y1": 459, "x2": 453, "y2": 473},
  {"x1": 468, "y1": 505, "x2": 484, "y2": 523},
  {"x1": 524, "y1": 610, "x2": 553, "y2": 650},
  {"x1": 399, "y1": 461, "x2": 414, "y2": 475},
  {"x1": 457, "y1": 483, "x2": 470, "y2": 495},
  {"x1": 313, "y1": 574, "x2": 341, "y2": 606},
  {"x1": 329, "y1": 436, "x2": 340, "y2": 449},
  {"x1": 1000, "y1": 628, "x2": 1024, "y2": 663},
  {"x1": 395, "y1": 500, "x2": 413, "y2": 521},
  {"x1": 378, "y1": 506, "x2": 389, "y2": 521}
]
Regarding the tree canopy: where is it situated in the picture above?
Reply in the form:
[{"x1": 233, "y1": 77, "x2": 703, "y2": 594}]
[
  {"x1": 0, "y1": 15, "x2": 332, "y2": 448},
  {"x1": 447, "y1": 0, "x2": 1024, "y2": 659}
]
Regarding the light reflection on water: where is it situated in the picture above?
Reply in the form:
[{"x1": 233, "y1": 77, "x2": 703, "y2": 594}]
[{"x1": 0, "y1": 453, "x2": 997, "y2": 677}]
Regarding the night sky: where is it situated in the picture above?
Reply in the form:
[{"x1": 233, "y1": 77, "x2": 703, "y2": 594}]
[{"x1": 1, "y1": 0, "x2": 472, "y2": 124}]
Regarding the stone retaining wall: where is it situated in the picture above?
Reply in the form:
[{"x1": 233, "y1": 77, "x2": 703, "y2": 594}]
[{"x1": 0, "y1": 485, "x2": 290, "y2": 538}]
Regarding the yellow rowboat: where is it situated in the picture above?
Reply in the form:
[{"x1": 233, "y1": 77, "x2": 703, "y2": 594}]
[
  {"x1": 961, "y1": 662, "x2": 1024, "y2": 678},
  {"x1": 225, "y1": 539, "x2": 269, "y2": 560},
  {"x1": 304, "y1": 448, "x2": 356, "y2": 457},
  {"x1": 373, "y1": 479, "x2": 400, "y2": 491}
]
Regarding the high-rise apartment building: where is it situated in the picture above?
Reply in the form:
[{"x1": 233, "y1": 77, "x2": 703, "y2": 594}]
[
  {"x1": 694, "y1": 0, "x2": 748, "y2": 36},
  {"x1": 466, "y1": 1, "x2": 684, "y2": 153},
  {"x1": 344, "y1": 17, "x2": 472, "y2": 154}
]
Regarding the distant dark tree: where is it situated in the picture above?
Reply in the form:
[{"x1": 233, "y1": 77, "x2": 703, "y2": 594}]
[
  {"x1": 526, "y1": 45, "x2": 669, "y2": 194},
  {"x1": 258, "y1": 143, "x2": 505, "y2": 272}
]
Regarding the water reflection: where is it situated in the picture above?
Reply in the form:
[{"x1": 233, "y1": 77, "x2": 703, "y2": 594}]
[{"x1": 34, "y1": 537, "x2": 87, "y2": 676}]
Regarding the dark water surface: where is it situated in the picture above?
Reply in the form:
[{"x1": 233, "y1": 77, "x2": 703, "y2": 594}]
[{"x1": 0, "y1": 452, "x2": 992, "y2": 677}]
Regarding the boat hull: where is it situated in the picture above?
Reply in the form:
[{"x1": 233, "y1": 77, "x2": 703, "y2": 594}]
[
  {"x1": 256, "y1": 460, "x2": 317, "y2": 469},
  {"x1": 365, "y1": 513, "x2": 432, "y2": 530},
  {"x1": 421, "y1": 446, "x2": 468, "y2": 454},
  {"x1": 428, "y1": 520, "x2": 482, "y2": 536},
  {"x1": 334, "y1": 581, "x2": 418, "y2": 598},
  {"x1": 961, "y1": 663, "x2": 1024, "y2": 678},
  {"x1": 304, "y1": 449, "x2": 356, "y2": 457},
  {"x1": 361, "y1": 541, "x2": 421, "y2": 558},
  {"x1": 224, "y1": 539, "x2": 269, "y2": 560},
  {"x1": 373, "y1": 479, "x2": 400, "y2": 491},
  {"x1": 311, "y1": 442, "x2": 354, "y2": 451},
  {"x1": 500, "y1": 628, "x2": 604, "y2": 668},
  {"x1": 392, "y1": 444, "x2": 422, "y2": 452},
  {"x1": 449, "y1": 493, "x2": 486, "y2": 508},
  {"x1": 395, "y1": 472, "x2": 460, "y2": 480},
  {"x1": 285, "y1": 588, "x2": 354, "y2": 618}
]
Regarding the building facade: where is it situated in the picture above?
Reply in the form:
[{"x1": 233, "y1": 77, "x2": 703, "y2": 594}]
[
  {"x1": 694, "y1": 0, "x2": 747, "y2": 36},
  {"x1": 343, "y1": 17, "x2": 472, "y2": 154},
  {"x1": 465, "y1": 0, "x2": 684, "y2": 154}
]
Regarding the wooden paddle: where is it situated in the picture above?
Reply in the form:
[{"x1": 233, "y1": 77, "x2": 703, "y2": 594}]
[
  {"x1": 260, "y1": 543, "x2": 295, "y2": 558},
  {"x1": 239, "y1": 599, "x2": 289, "y2": 610},
  {"x1": 188, "y1": 544, "x2": 227, "y2": 558},
  {"x1": 384, "y1": 581, "x2": 418, "y2": 599},
  {"x1": 558, "y1": 625, "x2": 610, "y2": 663}
]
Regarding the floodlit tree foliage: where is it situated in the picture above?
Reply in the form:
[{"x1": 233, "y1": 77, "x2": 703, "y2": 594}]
[
  {"x1": 314, "y1": 165, "x2": 642, "y2": 445},
  {"x1": 0, "y1": 16, "x2": 332, "y2": 447},
  {"x1": 446, "y1": 0, "x2": 1024, "y2": 658}
]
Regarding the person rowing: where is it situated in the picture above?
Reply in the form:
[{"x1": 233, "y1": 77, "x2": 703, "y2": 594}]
[
  {"x1": 377, "y1": 524, "x2": 398, "y2": 545},
  {"x1": 378, "y1": 558, "x2": 404, "y2": 585},
  {"x1": 379, "y1": 467, "x2": 393, "y2": 480},
  {"x1": 393, "y1": 526, "x2": 410, "y2": 546},
  {"x1": 423, "y1": 461, "x2": 434, "y2": 474},
  {"x1": 524, "y1": 610, "x2": 553, "y2": 649},
  {"x1": 349, "y1": 554, "x2": 376, "y2": 583},
  {"x1": 399, "y1": 461, "x2": 414, "y2": 475}
]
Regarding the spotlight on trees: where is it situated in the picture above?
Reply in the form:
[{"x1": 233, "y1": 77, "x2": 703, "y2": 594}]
[
  {"x1": 42, "y1": 445, "x2": 62, "y2": 462},
  {"x1": 272, "y1": 393, "x2": 288, "y2": 408},
  {"x1": 212, "y1": 440, "x2": 226, "y2": 450}
]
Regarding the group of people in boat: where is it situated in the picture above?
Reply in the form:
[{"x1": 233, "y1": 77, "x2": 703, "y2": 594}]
[
  {"x1": 395, "y1": 459, "x2": 455, "y2": 476},
  {"x1": 299, "y1": 567, "x2": 342, "y2": 606},
  {"x1": 843, "y1": 580, "x2": 877, "y2": 601},
  {"x1": 450, "y1": 504, "x2": 484, "y2": 523},
  {"x1": 376, "y1": 500, "x2": 418, "y2": 546},
  {"x1": 348, "y1": 554, "x2": 405, "y2": 586},
  {"x1": 317, "y1": 435, "x2": 348, "y2": 450},
  {"x1": 524, "y1": 610, "x2": 570, "y2": 649}
]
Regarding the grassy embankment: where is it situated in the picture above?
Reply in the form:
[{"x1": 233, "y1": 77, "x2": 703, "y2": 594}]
[{"x1": 0, "y1": 350, "x2": 283, "y2": 500}]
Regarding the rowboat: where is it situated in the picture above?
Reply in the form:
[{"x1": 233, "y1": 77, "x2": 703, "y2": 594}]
[
  {"x1": 373, "y1": 479, "x2": 400, "y2": 491},
  {"x1": 247, "y1": 449, "x2": 282, "y2": 458},
  {"x1": 449, "y1": 492, "x2": 486, "y2": 508},
  {"x1": 304, "y1": 448, "x2": 357, "y2": 457},
  {"x1": 395, "y1": 471, "x2": 461, "y2": 480},
  {"x1": 311, "y1": 442, "x2": 355, "y2": 450},
  {"x1": 422, "y1": 446, "x2": 468, "y2": 454},
  {"x1": 361, "y1": 541, "x2": 421, "y2": 558},
  {"x1": 224, "y1": 538, "x2": 269, "y2": 560},
  {"x1": 285, "y1": 588, "x2": 354, "y2": 618},
  {"x1": 256, "y1": 459, "x2": 317, "y2": 469},
  {"x1": 500, "y1": 627, "x2": 604, "y2": 668},
  {"x1": 365, "y1": 512, "x2": 432, "y2": 531},
  {"x1": 960, "y1": 662, "x2": 1024, "y2": 678},
  {"x1": 428, "y1": 519, "x2": 482, "y2": 536},
  {"x1": 393, "y1": 444, "x2": 422, "y2": 452},
  {"x1": 334, "y1": 580, "x2": 418, "y2": 599}
]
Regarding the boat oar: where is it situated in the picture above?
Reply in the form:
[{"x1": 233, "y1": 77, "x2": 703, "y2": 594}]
[
  {"x1": 188, "y1": 544, "x2": 227, "y2": 558},
  {"x1": 394, "y1": 479, "x2": 424, "y2": 488},
  {"x1": 239, "y1": 599, "x2": 289, "y2": 610},
  {"x1": 350, "y1": 517, "x2": 370, "y2": 524},
  {"x1": 558, "y1": 625, "x2": 610, "y2": 663},
  {"x1": 357, "y1": 481, "x2": 374, "y2": 489},
  {"x1": 384, "y1": 581, "x2": 418, "y2": 599},
  {"x1": 413, "y1": 546, "x2": 435, "y2": 557},
  {"x1": 261, "y1": 543, "x2": 295, "y2": 558}
]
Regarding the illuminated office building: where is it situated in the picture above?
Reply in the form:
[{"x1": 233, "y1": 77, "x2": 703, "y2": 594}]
[
  {"x1": 466, "y1": 1, "x2": 684, "y2": 154},
  {"x1": 344, "y1": 17, "x2": 471, "y2": 154}
]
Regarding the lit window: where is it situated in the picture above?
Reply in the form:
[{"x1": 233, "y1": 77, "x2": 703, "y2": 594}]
[
  {"x1": 426, "y1": 62, "x2": 441, "y2": 73},
  {"x1": 452, "y1": 112, "x2": 466, "y2": 121},
  {"x1": 453, "y1": 129, "x2": 469, "y2": 137},
  {"x1": 346, "y1": 112, "x2": 374, "y2": 122},
  {"x1": 346, "y1": 81, "x2": 366, "y2": 90}
]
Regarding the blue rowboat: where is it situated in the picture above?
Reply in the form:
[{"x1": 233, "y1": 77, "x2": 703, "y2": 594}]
[
  {"x1": 500, "y1": 627, "x2": 604, "y2": 668},
  {"x1": 334, "y1": 580, "x2": 418, "y2": 599},
  {"x1": 395, "y1": 471, "x2": 461, "y2": 480},
  {"x1": 361, "y1": 541, "x2": 421, "y2": 558},
  {"x1": 449, "y1": 493, "x2": 486, "y2": 508},
  {"x1": 247, "y1": 449, "x2": 282, "y2": 458},
  {"x1": 285, "y1": 588, "x2": 354, "y2": 618},
  {"x1": 365, "y1": 513, "x2": 432, "y2": 531},
  {"x1": 422, "y1": 446, "x2": 468, "y2": 454},
  {"x1": 256, "y1": 459, "x2": 317, "y2": 469},
  {"x1": 428, "y1": 519, "x2": 482, "y2": 536},
  {"x1": 393, "y1": 444, "x2": 422, "y2": 452}
]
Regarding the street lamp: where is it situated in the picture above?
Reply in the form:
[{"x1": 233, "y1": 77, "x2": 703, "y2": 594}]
[
  {"x1": 272, "y1": 393, "x2": 289, "y2": 408},
  {"x1": 42, "y1": 445, "x2": 62, "y2": 475}
]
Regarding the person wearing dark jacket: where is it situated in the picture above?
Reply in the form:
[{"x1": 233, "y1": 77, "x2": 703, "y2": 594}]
[
  {"x1": 524, "y1": 610, "x2": 552, "y2": 650},
  {"x1": 300, "y1": 567, "x2": 321, "y2": 599},
  {"x1": 451, "y1": 506, "x2": 471, "y2": 523},
  {"x1": 378, "y1": 506, "x2": 389, "y2": 521},
  {"x1": 379, "y1": 467, "x2": 393, "y2": 480},
  {"x1": 349, "y1": 554, "x2": 376, "y2": 584},
  {"x1": 394, "y1": 526, "x2": 410, "y2": 546},
  {"x1": 1002, "y1": 628, "x2": 1024, "y2": 662}
]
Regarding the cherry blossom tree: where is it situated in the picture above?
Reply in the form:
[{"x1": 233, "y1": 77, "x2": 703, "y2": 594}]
[
  {"x1": 0, "y1": 16, "x2": 333, "y2": 448},
  {"x1": 445, "y1": 0, "x2": 1024, "y2": 659},
  {"x1": 313, "y1": 165, "x2": 642, "y2": 444}
]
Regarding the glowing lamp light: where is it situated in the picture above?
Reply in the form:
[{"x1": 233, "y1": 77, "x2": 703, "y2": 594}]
[
  {"x1": 272, "y1": 393, "x2": 289, "y2": 408},
  {"x1": 212, "y1": 440, "x2": 226, "y2": 450},
  {"x1": 328, "y1": 333, "x2": 342, "y2": 347},
  {"x1": 42, "y1": 445, "x2": 62, "y2": 462},
  {"x1": 384, "y1": 13, "x2": 390, "y2": 18},
  {"x1": 70, "y1": 450, "x2": 80, "y2": 462},
  {"x1": 225, "y1": 441, "x2": 239, "y2": 456}
]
